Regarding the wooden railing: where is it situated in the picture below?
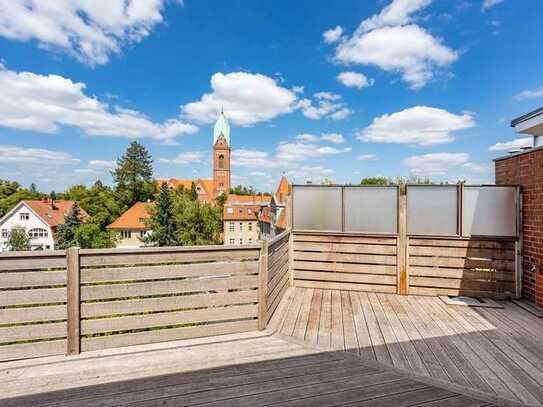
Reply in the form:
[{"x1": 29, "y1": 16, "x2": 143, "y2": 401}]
[
  {"x1": 0, "y1": 244, "x2": 264, "y2": 362},
  {"x1": 264, "y1": 230, "x2": 290, "y2": 325}
]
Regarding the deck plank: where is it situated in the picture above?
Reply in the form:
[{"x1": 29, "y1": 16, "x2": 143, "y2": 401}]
[
  {"x1": 317, "y1": 289, "x2": 332, "y2": 348},
  {"x1": 349, "y1": 291, "x2": 376, "y2": 361}
]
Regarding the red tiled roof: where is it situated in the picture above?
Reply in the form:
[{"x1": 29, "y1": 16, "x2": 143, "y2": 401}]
[
  {"x1": 276, "y1": 175, "x2": 290, "y2": 204},
  {"x1": 107, "y1": 202, "x2": 154, "y2": 230},
  {"x1": 156, "y1": 178, "x2": 215, "y2": 200},
  {"x1": 22, "y1": 200, "x2": 88, "y2": 228},
  {"x1": 226, "y1": 194, "x2": 271, "y2": 205},
  {"x1": 223, "y1": 204, "x2": 261, "y2": 221},
  {"x1": 276, "y1": 209, "x2": 287, "y2": 230},
  {"x1": 258, "y1": 206, "x2": 272, "y2": 224}
]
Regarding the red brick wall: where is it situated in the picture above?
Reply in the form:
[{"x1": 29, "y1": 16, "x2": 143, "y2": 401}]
[{"x1": 495, "y1": 148, "x2": 543, "y2": 305}]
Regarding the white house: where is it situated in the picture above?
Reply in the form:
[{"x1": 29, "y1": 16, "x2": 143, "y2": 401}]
[{"x1": 0, "y1": 199, "x2": 88, "y2": 251}]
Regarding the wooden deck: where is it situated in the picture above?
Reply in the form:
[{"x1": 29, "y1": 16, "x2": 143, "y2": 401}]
[
  {"x1": 277, "y1": 287, "x2": 543, "y2": 406},
  {"x1": 0, "y1": 329, "x2": 495, "y2": 406}
]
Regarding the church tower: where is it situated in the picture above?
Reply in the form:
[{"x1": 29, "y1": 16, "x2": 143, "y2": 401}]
[{"x1": 213, "y1": 111, "x2": 231, "y2": 195}]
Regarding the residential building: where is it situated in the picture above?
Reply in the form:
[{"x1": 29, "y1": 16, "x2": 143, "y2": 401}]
[
  {"x1": 156, "y1": 111, "x2": 231, "y2": 203},
  {"x1": 0, "y1": 199, "x2": 88, "y2": 251},
  {"x1": 107, "y1": 202, "x2": 153, "y2": 248},
  {"x1": 223, "y1": 194, "x2": 272, "y2": 245}
]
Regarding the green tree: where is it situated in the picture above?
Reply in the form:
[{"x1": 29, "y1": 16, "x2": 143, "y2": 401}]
[
  {"x1": 173, "y1": 192, "x2": 223, "y2": 246},
  {"x1": 360, "y1": 176, "x2": 392, "y2": 186},
  {"x1": 0, "y1": 180, "x2": 44, "y2": 217},
  {"x1": 229, "y1": 185, "x2": 256, "y2": 196},
  {"x1": 145, "y1": 183, "x2": 178, "y2": 247},
  {"x1": 216, "y1": 193, "x2": 227, "y2": 207},
  {"x1": 112, "y1": 141, "x2": 155, "y2": 209},
  {"x1": 189, "y1": 182, "x2": 198, "y2": 201},
  {"x1": 7, "y1": 227, "x2": 31, "y2": 251},
  {"x1": 55, "y1": 202, "x2": 84, "y2": 249},
  {"x1": 74, "y1": 224, "x2": 117, "y2": 249}
]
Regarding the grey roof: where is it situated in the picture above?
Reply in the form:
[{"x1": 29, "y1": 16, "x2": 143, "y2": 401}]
[{"x1": 511, "y1": 106, "x2": 543, "y2": 127}]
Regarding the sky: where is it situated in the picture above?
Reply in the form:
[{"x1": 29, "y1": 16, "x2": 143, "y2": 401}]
[{"x1": 0, "y1": 0, "x2": 542, "y2": 193}]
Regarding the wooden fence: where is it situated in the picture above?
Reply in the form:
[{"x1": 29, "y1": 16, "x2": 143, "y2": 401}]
[
  {"x1": 264, "y1": 230, "x2": 290, "y2": 325},
  {"x1": 0, "y1": 244, "x2": 266, "y2": 362}
]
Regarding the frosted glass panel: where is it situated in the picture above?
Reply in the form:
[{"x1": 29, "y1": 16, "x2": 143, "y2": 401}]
[
  {"x1": 462, "y1": 186, "x2": 517, "y2": 236},
  {"x1": 293, "y1": 186, "x2": 342, "y2": 232},
  {"x1": 344, "y1": 187, "x2": 398, "y2": 233},
  {"x1": 407, "y1": 186, "x2": 458, "y2": 235}
]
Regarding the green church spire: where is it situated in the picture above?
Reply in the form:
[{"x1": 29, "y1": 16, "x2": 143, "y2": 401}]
[{"x1": 213, "y1": 111, "x2": 230, "y2": 146}]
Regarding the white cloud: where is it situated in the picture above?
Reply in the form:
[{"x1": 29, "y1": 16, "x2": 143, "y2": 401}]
[
  {"x1": 358, "y1": 106, "x2": 475, "y2": 146},
  {"x1": 462, "y1": 162, "x2": 492, "y2": 174},
  {"x1": 489, "y1": 137, "x2": 533, "y2": 151},
  {"x1": 330, "y1": 0, "x2": 457, "y2": 89},
  {"x1": 482, "y1": 0, "x2": 504, "y2": 11},
  {"x1": 287, "y1": 165, "x2": 334, "y2": 182},
  {"x1": 292, "y1": 85, "x2": 305, "y2": 94},
  {"x1": 89, "y1": 160, "x2": 115, "y2": 169},
  {"x1": 321, "y1": 133, "x2": 345, "y2": 144},
  {"x1": 0, "y1": 145, "x2": 80, "y2": 165},
  {"x1": 314, "y1": 91, "x2": 341, "y2": 101},
  {"x1": 0, "y1": 0, "x2": 182, "y2": 66},
  {"x1": 357, "y1": 154, "x2": 377, "y2": 161},
  {"x1": 181, "y1": 72, "x2": 298, "y2": 126},
  {"x1": 276, "y1": 142, "x2": 350, "y2": 162},
  {"x1": 295, "y1": 133, "x2": 319, "y2": 142},
  {"x1": 297, "y1": 97, "x2": 352, "y2": 121},
  {"x1": 159, "y1": 151, "x2": 205, "y2": 165},
  {"x1": 337, "y1": 71, "x2": 374, "y2": 89},
  {"x1": 403, "y1": 152, "x2": 470, "y2": 176},
  {"x1": 323, "y1": 26, "x2": 343, "y2": 43},
  {"x1": 0, "y1": 65, "x2": 198, "y2": 142},
  {"x1": 513, "y1": 86, "x2": 543, "y2": 101},
  {"x1": 231, "y1": 149, "x2": 281, "y2": 169},
  {"x1": 330, "y1": 108, "x2": 353, "y2": 120},
  {"x1": 359, "y1": 0, "x2": 432, "y2": 32}
]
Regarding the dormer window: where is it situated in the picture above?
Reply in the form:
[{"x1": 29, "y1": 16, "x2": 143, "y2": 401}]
[
  {"x1": 247, "y1": 209, "x2": 252, "y2": 214},
  {"x1": 20, "y1": 213, "x2": 29, "y2": 221}
]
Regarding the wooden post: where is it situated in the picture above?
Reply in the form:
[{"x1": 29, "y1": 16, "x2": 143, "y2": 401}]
[
  {"x1": 66, "y1": 247, "x2": 81, "y2": 355},
  {"x1": 398, "y1": 194, "x2": 408, "y2": 295},
  {"x1": 288, "y1": 231, "x2": 294, "y2": 287},
  {"x1": 258, "y1": 241, "x2": 269, "y2": 330}
]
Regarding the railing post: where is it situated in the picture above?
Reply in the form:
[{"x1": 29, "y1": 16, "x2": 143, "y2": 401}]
[
  {"x1": 66, "y1": 247, "x2": 81, "y2": 355},
  {"x1": 398, "y1": 194, "x2": 408, "y2": 295},
  {"x1": 258, "y1": 240, "x2": 269, "y2": 330}
]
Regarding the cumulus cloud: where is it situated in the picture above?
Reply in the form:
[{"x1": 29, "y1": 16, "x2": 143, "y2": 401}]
[
  {"x1": 403, "y1": 152, "x2": 470, "y2": 176},
  {"x1": 482, "y1": 0, "x2": 504, "y2": 11},
  {"x1": 489, "y1": 137, "x2": 533, "y2": 151},
  {"x1": 513, "y1": 86, "x2": 543, "y2": 101},
  {"x1": 323, "y1": 26, "x2": 343, "y2": 43},
  {"x1": 89, "y1": 160, "x2": 116, "y2": 169},
  {"x1": 0, "y1": 65, "x2": 198, "y2": 142},
  {"x1": 0, "y1": 145, "x2": 80, "y2": 165},
  {"x1": 357, "y1": 106, "x2": 475, "y2": 146},
  {"x1": 297, "y1": 96, "x2": 352, "y2": 121},
  {"x1": 357, "y1": 154, "x2": 377, "y2": 161},
  {"x1": 0, "y1": 0, "x2": 182, "y2": 66},
  {"x1": 337, "y1": 71, "x2": 374, "y2": 89},
  {"x1": 276, "y1": 142, "x2": 350, "y2": 162},
  {"x1": 181, "y1": 72, "x2": 298, "y2": 126},
  {"x1": 321, "y1": 133, "x2": 345, "y2": 144},
  {"x1": 314, "y1": 91, "x2": 341, "y2": 101},
  {"x1": 159, "y1": 151, "x2": 206, "y2": 165},
  {"x1": 231, "y1": 149, "x2": 281, "y2": 169},
  {"x1": 330, "y1": 0, "x2": 457, "y2": 89}
]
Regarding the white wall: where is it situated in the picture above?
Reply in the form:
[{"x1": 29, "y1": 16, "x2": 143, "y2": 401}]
[{"x1": 0, "y1": 203, "x2": 55, "y2": 251}]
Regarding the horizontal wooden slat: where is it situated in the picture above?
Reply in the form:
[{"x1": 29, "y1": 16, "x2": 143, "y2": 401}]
[
  {"x1": 294, "y1": 234, "x2": 396, "y2": 245},
  {"x1": 409, "y1": 266, "x2": 515, "y2": 281},
  {"x1": 0, "y1": 322, "x2": 67, "y2": 343},
  {"x1": 80, "y1": 320, "x2": 257, "y2": 352},
  {"x1": 0, "y1": 256, "x2": 67, "y2": 271},
  {"x1": 409, "y1": 256, "x2": 515, "y2": 270},
  {"x1": 1, "y1": 287, "x2": 66, "y2": 306},
  {"x1": 294, "y1": 270, "x2": 397, "y2": 285},
  {"x1": 0, "y1": 339, "x2": 66, "y2": 362},
  {"x1": 0, "y1": 270, "x2": 67, "y2": 289},
  {"x1": 294, "y1": 251, "x2": 396, "y2": 265},
  {"x1": 293, "y1": 260, "x2": 396, "y2": 275},
  {"x1": 81, "y1": 275, "x2": 258, "y2": 301},
  {"x1": 410, "y1": 276, "x2": 515, "y2": 291},
  {"x1": 81, "y1": 291, "x2": 258, "y2": 318},
  {"x1": 80, "y1": 249, "x2": 260, "y2": 267},
  {"x1": 294, "y1": 242, "x2": 397, "y2": 255},
  {"x1": 408, "y1": 245, "x2": 515, "y2": 260},
  {"x1": 81, "y1": 261, "x2": 258, "y2": 283},
  {"x1": 81, "y1": 304, "x2": 258, "y2": 335},
  {"x1": 409, "y1": 238, "x2": 515, "y2": 250},
  {"x1": 0, "y1": 304, "x2": 66, "y2": 325},
  {"x1": 294, "y1": 279, "x2": 397, "y2": 293},
  {"x1": 408, "y1": 286, "x2": 506, "y2": 298}
]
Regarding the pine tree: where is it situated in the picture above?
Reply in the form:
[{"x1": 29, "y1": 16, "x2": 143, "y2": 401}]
[
  {"x1": 56, "y1": 202, "x2": 83, "y2": 249},
  {"x1": 189, "y1": 182, "x2": 198, "y2": 201},
  {"x1": 146, "y1": 183, "x2": 178, "y2": 247},
  {"x1": 112, "y1": 141, "x2": 154, "y2": 209}
]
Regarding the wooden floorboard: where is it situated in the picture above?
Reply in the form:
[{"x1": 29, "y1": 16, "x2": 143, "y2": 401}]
[{"x1": 278, "y1": 287, "x2": 543, "y2": 406}]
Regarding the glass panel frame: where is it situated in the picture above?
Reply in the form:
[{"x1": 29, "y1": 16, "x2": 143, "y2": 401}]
[
  {"x1": 292, "y1": 186, "x2": 343, "y2": 232},
  {"x1": 407, "y1": 185, "x2": 459, "y2": 236},
  {"x1": 343, "y1": 186, "x2": 398, "y2": 234}
]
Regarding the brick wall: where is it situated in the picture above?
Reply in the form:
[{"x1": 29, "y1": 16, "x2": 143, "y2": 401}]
[{"x1": 495, "y1": 147, "x2": 543, "y2": 305}]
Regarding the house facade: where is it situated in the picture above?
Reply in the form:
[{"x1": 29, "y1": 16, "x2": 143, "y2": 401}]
[
  {"x1": 107, "y1": 202, "x2": 153, "y2": 248},
  {"x1": 0, "y1": 199, "x2": 87, "y2": 251},
  {"x1": 223, "y1": 195, "x2": 272, "y2": 245}
]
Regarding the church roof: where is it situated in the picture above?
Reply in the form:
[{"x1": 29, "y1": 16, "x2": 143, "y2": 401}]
[
  {"x1": 213, "y1": 111, "x2": 230, "y2": 146},
  {"x1": 275, "y1": 175, "x2": 290, "y2": 204}
]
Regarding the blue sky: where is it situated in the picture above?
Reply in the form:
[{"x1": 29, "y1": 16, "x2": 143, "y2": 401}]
[{"x1": 0, "y1": 0, "x2": 542, "y2": 193}]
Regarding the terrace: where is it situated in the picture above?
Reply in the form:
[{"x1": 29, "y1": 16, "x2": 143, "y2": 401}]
[{"x1": 1, "y1": 184, "x2": 542, "y2": 406}]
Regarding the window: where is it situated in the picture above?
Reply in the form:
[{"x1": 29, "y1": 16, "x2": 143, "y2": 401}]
[
  {"x1": 248, "y1": 238, "x2": 252, "y2": 244},
  {"x1": 227, "y1": 207, "x2": 233, "y2": 214},
  {"x1": 247, "y1": 208, "x2": 252, "y2": 214},
  {"x1": 229, "y1": 238, "x2": 235, "y2": 245},
  {"x1": 229, "y1": 222, "x2": 235, "y2": 232},
  {"x1": 248, "y1": 222, "x2": 253, "y2": 232},
  {"x1": 1, "y1": 229, "x2": 7, "y2": 238},
  {"x1": 218, "y1": 154, "x2": 225, "y2": 169},
  {"x1": 239, "y1": 238, "x2": 243, "y2": 245},
  {"x1": 20, "y1": 212, "x2": 29, "y2": 221},
  {"x1": 140, "y1": 231, "x2": 146, "y2": 238},
  {"x1": 138, "y1": 218, "x2": 146, "y2": 224},
  {"x1": 29, "y1": 228, "x2": 48, "y2": 238},
  {"x1": 239, "y1": 222, "x2": 243, "y2": 231},
  {"x1": 121, "y1": 230, "x2": 132, "y2": 239}
]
